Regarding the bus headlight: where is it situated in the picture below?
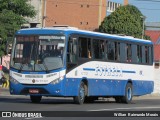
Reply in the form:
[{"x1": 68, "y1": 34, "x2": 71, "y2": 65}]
[
  {"x1": 10, "y1": 76, "x2": 19, "y2": 84},
  {"x1": 50, "y1": 76, "x2": 64, "y2": 84}
]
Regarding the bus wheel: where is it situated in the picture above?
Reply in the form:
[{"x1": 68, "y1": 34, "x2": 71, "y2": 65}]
[
  {"x1": 74, "y1": 82, "x2": 85, "y2": 104},
  {"x1": 30, "y1": 96, "x2": 42, "y2": 103},
  {"x1": 122, "y1": 83, "x2": 133, "y2": 104}
]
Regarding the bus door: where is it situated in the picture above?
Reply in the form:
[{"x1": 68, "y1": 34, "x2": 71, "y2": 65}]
[{"x1": 67, "y1": 36, "x2": 78, "y2": 72}]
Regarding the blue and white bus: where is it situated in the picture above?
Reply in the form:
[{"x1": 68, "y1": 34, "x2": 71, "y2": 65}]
[{"x1": 9, "y1": 26, "x2": 154, "y2": 104}]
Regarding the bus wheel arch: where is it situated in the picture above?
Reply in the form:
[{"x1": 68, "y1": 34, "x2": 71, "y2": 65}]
[{"x1": 82, "y1": 79, "x2": 88, "y2": 96}]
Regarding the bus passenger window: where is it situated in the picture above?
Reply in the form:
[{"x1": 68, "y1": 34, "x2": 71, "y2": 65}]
[
  {"x1": 126, "y1": 44, "x2": 132, "y2": 62},
  {"x1": 115, "y1": 42, "x2": 120, "y2": 61},
  {"x1": 93, "y1": 39, "x2": 99, "y2": 59},
  {"x1": 137, "y1": 45, "x2": 142, "y2": 63},
  {"x1": 67, "y1": 38, "x2": 78, "y2": 63},
  {"x1": 88, "y1": 40, "x2": 92, "y2": 58},
  {"x1": 100, "y1": 40, "x2": 105, "y2": 59},
  {"x1": 105, "y1": 41, "x2": 108, "y2": 60},
  {"x1": 107, "y1": 41, "x2": 115, "y2": 61},
  {"x1": 88, "y1": 45, "x2": 91, "y2": 58},
  {"x1": 145, "y1": 46, "x2": 149, "y2": 64},
  {"x1": 93, "y1": 39, "x2": 105, "y2": 59},
  {"x1": 79, "y1": 37, "x2": 91, "y2": 58}
]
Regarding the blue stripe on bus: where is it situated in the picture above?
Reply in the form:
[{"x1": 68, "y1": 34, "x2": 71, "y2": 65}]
[
  {"x1": 83, "y1": 68, "x2": 95, "y2": 71},
  {"x1": 122, "y1": 70, "x2": 136, "y2": 73}
]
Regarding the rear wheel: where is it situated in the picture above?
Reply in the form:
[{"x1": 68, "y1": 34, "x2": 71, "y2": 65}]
[
  {"x1": 74, "y1": 82, "x2": 85, "y2": 104},
  {"x1": 122, "y1": 83, "x2": 133, "y2": 104},
  {"x1": 30, "y1": 96, "x2": 42, "y2": 103}
]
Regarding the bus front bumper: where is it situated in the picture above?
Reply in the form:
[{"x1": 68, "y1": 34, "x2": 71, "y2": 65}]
[{"x1": 9, "y1": 81, "x2": 64, "y2": 96}]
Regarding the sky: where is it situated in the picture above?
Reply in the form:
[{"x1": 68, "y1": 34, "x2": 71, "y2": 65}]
[{"x1": 111, "y1": 0, "x2": 160, "y2": 22}]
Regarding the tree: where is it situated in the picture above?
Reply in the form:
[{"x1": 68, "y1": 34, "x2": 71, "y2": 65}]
[
  {"x1": 0, "y1": 0, "x2": 36, "y2": 58},
  {"x1": 99, "y1": 5, "x2": 150, "y2": 40}
]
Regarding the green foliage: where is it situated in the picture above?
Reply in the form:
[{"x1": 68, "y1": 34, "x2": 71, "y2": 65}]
[
  {"x1": 99, "y1": 5, "x2": 149, "y2": 40},
  {"x1": 0, "y1": 0, "x2": 36, "y2": 57}
]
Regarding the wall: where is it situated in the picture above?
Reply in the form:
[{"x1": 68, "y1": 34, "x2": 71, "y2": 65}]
[
  {"x1": 25, "y1": 0, "x2": 43, "y2": 27},
  {"x1": 154, "y1": 66, "x2": 160, "y2": 94},
  {"x1": 45, "y1": 0, "x2": 106, "y2": 31}
]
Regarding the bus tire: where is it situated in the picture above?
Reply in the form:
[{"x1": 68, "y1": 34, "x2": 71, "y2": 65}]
[
  {"x1": 122, "y1": 83, "x2": 133, "y2": 104},
  {"x1": 30, "y1": 96, "x2": 42, "y2": 103},
  {"x1": 74, "y1": 82, "x2": 85, "y2": 105}
]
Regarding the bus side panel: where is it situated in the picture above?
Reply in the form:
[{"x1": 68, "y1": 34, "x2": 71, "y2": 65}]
[
  {"x1": 88, "y1": 79, "x2": 126, "y2": 96},
  {"x1": 62, "y1": 78, "x2": 127, "y2": 97},
  {"x1": 64, "y1": 78, "x2": 81, "y2": 96},
  {"x1": 66, "y1": 61, "x2": 154, "y2": 97},
  {"x1": 132, "y1": 80, "x2": 154, "y2": 96},
  {"x1": 87, "y1": 79, "x2": 154, "y2": 96}
]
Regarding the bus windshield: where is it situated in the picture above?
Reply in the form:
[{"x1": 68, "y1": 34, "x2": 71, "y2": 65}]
[{"x1": 10, "y1": 35, "x2": 65, "y2": 71}]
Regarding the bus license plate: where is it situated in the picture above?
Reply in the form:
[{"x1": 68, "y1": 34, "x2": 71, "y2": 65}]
[{"x1": 29, "y1": 89, "x2": 39, "y2": 94}]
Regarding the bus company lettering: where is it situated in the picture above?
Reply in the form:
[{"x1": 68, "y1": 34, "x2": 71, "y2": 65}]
[{"x1": 95, "y1": 64, "x2": 123, "y2": 77}]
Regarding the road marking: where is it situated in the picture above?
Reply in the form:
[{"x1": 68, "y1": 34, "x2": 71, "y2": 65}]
[{"x1": 88, "y1": 106, "x2": 160, "y2": 111}]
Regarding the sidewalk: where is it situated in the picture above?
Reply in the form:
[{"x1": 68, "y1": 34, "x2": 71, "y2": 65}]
[{"x1": 0, "y1": 86, "x2": 10, "y2": 95}]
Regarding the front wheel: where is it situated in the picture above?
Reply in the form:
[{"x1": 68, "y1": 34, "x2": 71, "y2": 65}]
[
  {"x1": 122, "y1": 83, "x2": 133, "y2": 104},
  {"x1": 74, "y1": 82, "x2": 85, "y2": 104},
  {"x1": 30, "y1": 96, "x2": 42, "y2": 103}
]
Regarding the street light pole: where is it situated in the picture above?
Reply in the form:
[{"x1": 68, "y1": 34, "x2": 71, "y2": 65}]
[{"x1": 140, "y1": 16, "x2": 146, "y2": 39}]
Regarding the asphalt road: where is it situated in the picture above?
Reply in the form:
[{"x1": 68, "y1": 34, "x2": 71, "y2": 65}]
[{"x1": 1, "y1": 88, "x2": 160, "y2": 120}]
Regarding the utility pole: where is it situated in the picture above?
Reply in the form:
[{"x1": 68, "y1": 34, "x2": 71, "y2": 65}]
[
  {"x1": 140, "y1": 16, "x2": 146, "y2": 39},
  {"x1": 42, "y1": 0, "x2": 46, "y2": 27}
]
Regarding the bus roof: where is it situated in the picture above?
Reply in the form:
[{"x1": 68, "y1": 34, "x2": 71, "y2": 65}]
[{"x1": 16, "y1": 27, "x2": 153, "y2": 45}]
